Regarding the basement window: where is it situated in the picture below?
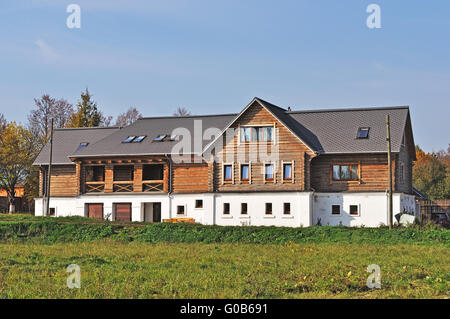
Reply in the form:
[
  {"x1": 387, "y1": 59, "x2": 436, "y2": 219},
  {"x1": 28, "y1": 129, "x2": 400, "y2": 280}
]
[
  {"x1": 350, "y1": 205, "x2": 359, "y2": 216},
  {"x1": 356, "y1": 127, "x2": 370, "y2": 139},
  {"x1": 284, "y1": 203, "x2": 291, "y2": 215},
  {"x1": 177, "y1": 205, "x2": 185, "y2": 215},
  {"x1": 241, "y1": 203, "x2": 248, "y2": 215},
  {"x1": 195, "y1": 200, "x2": 203, "y2": 209},
  {"x1": 265, "y1": 203, "x2": 272, "y2": 215},
  {"x1": 223, "y1": 203, "x2": 230, "y2": 215},
  {"x1": 332, "y1": 205, "x2": 340, "y2": 215}
]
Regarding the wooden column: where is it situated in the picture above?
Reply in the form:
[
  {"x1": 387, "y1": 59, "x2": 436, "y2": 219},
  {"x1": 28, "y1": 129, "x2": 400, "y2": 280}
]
[
  {"x1": 163, "y1": 164, "x2": 169, "y2": 193},
  {"x1": 75, "y1": 162, "x2": 82, "y2": 195},
  {"x1": 104, "y1": 163, "x2": 114, "y2": 193},
  {"x1": 134, "y1": 164, "x2": 143, "y2": 192}
]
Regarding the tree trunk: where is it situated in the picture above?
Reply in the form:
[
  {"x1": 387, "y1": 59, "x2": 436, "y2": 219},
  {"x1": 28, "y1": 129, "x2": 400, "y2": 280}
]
[{"x1": 8, "y1": 195, "x2": 15, "y2": 213}]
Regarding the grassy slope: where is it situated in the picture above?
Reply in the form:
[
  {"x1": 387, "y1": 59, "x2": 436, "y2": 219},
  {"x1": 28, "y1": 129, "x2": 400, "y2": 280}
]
[{"x1": 0, "y1": 214, "x2": 448, "y2": 299}]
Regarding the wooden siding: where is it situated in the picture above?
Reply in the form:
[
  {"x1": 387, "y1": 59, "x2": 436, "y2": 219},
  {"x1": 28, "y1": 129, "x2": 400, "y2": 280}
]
[
  {"x1": 45, "y1": 165, "x2": 79, "y2": 197},
  {"x1": 213, "y1": 101, "x2": 315, "y2": 192},
  {"x1": 172, "y1": 161, "x2": 209, "y2": 193},
  {"x1": 310, "y1": 153, "x2": 397, "y2": 192}
]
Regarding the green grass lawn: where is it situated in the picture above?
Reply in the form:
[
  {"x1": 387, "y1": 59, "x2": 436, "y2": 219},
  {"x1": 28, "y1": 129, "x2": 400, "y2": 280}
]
[
  {"x1": 0, "y1": 242, "x2": 448, "y2": 299},
  {"x1": 0, "y1": 214, "x2": 448, "y2": 299}
]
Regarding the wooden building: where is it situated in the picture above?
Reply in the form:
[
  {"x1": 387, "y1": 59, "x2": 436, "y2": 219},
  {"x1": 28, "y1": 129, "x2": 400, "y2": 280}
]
[{"x1": 33, "y1": 98, "x2": 416, "y2": 227}]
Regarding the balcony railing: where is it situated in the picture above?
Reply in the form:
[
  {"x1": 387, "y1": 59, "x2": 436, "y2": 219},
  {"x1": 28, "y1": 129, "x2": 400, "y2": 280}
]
[
  {"x1": 85, "y1": 181, "x2": 105, "y2": 193},
  {"x1": 113, "y1": 181, "x2": 134, "y2": 193},
  {"x1": 142, "y1": 180, "x2": 164, "y2": 192}
]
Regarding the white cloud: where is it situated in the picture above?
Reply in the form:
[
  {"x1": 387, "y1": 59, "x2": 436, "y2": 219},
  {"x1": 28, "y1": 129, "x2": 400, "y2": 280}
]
[{"x1": 34, "y1": 39, "x2": 60, "y2": 61}]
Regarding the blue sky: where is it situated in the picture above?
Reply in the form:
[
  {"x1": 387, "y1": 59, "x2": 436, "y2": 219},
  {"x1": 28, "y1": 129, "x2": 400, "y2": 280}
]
[{"x1": 0, "y1": 0, "x2": 449, "y2": 152}]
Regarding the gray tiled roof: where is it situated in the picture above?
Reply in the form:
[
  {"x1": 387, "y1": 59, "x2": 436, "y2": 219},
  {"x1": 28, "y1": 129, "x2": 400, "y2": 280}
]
[
  {"x1": 33, "y1": 98, "x2": 413, "y2": 163},
  {"x1": 33, "y1": 127, "x2": 120, "y2": 165},
  {"x1": 288, "y1": 106, "x2": 410, "y2": 154},
  {"x1": 71, "y1": 114, "x2": 237, "y2": 158}
]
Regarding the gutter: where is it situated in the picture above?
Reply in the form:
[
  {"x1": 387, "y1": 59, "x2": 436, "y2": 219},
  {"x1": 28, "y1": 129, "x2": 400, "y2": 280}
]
[{"x1": 164, "y1": 154, "x2": 173, "y2": 218}]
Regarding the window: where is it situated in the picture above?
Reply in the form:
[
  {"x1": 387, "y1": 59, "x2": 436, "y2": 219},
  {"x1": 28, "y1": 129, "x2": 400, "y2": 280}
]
[
  {"x1": 265, "y1": 203, "x2": 272, "y2": 215},
  {"x1": 350, "y1": 205, "x2": 359, "y2": 216},
  {"x1": 241, "y1": 164, "x2": 249, "y2": 181},
  {"x1": 113, "y1": 165, "x2": 134, "y2": 181},
  {"x1": 332, "y1": 205, "x2": 340, "y2": 215},
  {"x1": 143, "y1": 164, "x2": 163, "y2": 180},
  {"x1": 224, "y1": 165, "x2": 233, "y2": 181},
  {"x1": 153, "y1": 134, "x2": 167, "y2": 142},
  {"x1": 357, "y1": 127, "x2": 370, "y2": 139},
  {"x1": 177, "y1": 205, "x2": 185, "y2": 215},
  {"x1": 240, "y1": 126, "x2": 273, "y2": 142},
  {"x1": 264, "y1": 127, "x2": 273, "y2": 141},
  {"x1": 283, "y1": 163, "x2": 292, "y2": 180},
  {"x1": 284, "y1": 203, "x2": 291, "y2": 215},
  {"x1": 241, "y1": 203, "x2": 248, "y2": 215},
  {"x1": 332, "y1": 164, "x2": 358, "y2": 181},
  {"x1": 265, "y1": 164, "x2": 274, "y2": 181},
  {"x1": 75, "y1": 142, "x2": 89, "y2": 153},
  {"x1": 132, "y1": 135, "x2": 146, "y2": 143},
  {"x1": 122, "y1": 136, "x2": 136, "y2": 143},
  {"x1": 86, "y1": 166, "x2": 105, "y2": 182},
  {"x1": 223, "y1": 203, "x2": 230, "y2": 215},
  {"x1": 240, "y1": 127, "x2": 251, "y2": 142},
  {"x1": 49, "y1": 208, "x2": 55, "y2": 216},
  {"x1": 195, "y1": 200, "x2": 203, "y2": 209}
]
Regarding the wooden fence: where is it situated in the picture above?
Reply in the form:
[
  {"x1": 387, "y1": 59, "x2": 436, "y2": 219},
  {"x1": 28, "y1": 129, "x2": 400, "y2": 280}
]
[{"x1": 420, "y1": 199, "x2": 450, "y2": 222}]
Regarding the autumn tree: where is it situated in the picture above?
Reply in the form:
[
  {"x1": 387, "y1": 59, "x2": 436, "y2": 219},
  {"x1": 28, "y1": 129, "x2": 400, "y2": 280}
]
[
  {"x1": 413, "y1": 145, "x2": 450, "y2": 200},
  {"x1": 173, "y1": 107, "x2": 191, "y2": 117},
  {"x1": 0, "y1": 123, "x2": 36, "y2": 213},
  {"x1": 0, "y1": 113, "x2": 6, "y2": 135},
  {"x1": 28, "y1": 94, "x2": 73, "y2": 142},
  {"x1": 66, "y1": 88, "x2": 103, "y2": 128},
  {"x1": 114, "y1": 107, "x2": 142, "y2": 127}
]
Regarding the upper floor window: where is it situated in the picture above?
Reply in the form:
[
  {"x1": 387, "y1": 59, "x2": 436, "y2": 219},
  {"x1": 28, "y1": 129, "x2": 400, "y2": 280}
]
[
  {"x1": 283, "y1": 163, "x2": 292, "y2": 180},
  {"x1": 241, "y1": 164, "x2": 249, "y2": 181},
  {"x1": 399, "y1": 162, "x2": 405, "y2": 183},
  {"x1": 332, "y1": 164, "x2": 358, "y2": 181},
  {"x1": 265, "y1": 164, "x2": 274, "y2": 181},
  {"x1": 143, "y1": 164, "x2": 163, "y2": 181},
  {"x1": 240, "y1": 126, "x2": 273, "y2": 142},
  {"x1": 114, "y1": 165, "x2": 134, "y2": 182},
  {"x1": 224, "y1": 165, "x2": 233, "y2": 181}
]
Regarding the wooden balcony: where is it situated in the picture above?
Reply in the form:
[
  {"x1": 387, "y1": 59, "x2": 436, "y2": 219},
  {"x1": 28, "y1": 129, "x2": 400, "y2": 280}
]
[
  {"x1": 113, "y1": 181, "x2": 134, "y2": 193},
  {"x1": 85, "y1": 181, "x2": 105, "y2": 193},
  {"x1": 142, "y1": 180, "x2": 164, "y2": 192}
]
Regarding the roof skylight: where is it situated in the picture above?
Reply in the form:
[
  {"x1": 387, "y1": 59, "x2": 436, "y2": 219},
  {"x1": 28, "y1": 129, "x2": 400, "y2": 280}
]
[
  {"x1": 122, "y1": 136, "x2": 136, "y2": 143},
  {"x1": 132, "y1": 135, "x2": 147, "y2": 143},
  {"x1": 356, "y1": 127, "x2": 369, "y2": 139},
  {"x1": 153, "y1": 134, "x2": 167, "y2": 142},
  {"x1": 75, "y1": 142, "x2": 89, "y2": 153}
]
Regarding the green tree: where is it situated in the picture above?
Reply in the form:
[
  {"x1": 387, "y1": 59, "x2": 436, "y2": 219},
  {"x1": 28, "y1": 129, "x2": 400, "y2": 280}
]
[
  {"x1": 67, "y1": 88, "x2": 102, "y2": 128},
  {"x1": 0, "y1": 122, "x2": 36, "y2": 213},
  {"x1": 413, "y1": 145, "x2": 450, "y2": 200}
]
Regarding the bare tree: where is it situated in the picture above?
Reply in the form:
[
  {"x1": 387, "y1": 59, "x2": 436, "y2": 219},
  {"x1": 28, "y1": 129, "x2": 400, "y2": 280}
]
[
  {"x1": 173, "y1": 107, "x2": 191, "y2": 117},
  {"x1": 114, "y1": 107, "x2": 143, "y2": 127},
  {"x1": 28, "y1": 94, "x2": 73, "y2": 140}
]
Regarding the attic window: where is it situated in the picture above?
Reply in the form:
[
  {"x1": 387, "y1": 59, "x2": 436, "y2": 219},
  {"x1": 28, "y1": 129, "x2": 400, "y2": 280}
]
[
  {"x1": 356, "y1": 127, "x2": 369, "y2": 139},
  {"x1": 153, "y1": 134, "x2": 167, "y2": 142},
  {"x1": 122, "y1": 136, "x2": 136, "y2": 143},
  {"x1": 75, "y1": 142, "x2": 89, "y2": 153},
  {"x1": 132, "y1": 135, "x2": 146, "y2": 143}
]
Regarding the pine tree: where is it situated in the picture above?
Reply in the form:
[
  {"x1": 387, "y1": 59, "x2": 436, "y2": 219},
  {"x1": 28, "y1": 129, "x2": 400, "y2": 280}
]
[{"x1": 67, "y1": 88, "x2": 102, "y2": 128}]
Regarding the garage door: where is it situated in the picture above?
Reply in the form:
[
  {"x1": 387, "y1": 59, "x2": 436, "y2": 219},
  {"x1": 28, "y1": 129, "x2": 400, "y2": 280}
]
[
  {"x1": 87, "y1": 204, "x2": 103, "y2": 219},
  {"x1": 115, "y1": 203, "x2": 132, "y2": 222}
]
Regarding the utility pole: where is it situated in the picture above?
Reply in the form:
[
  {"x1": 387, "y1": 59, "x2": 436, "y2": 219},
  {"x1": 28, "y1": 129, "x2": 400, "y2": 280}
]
[
  {"x1": 386, "y1": 115, "x2": 393, "y2": 229},
  {"x1": 45, "y1": 119, "x2": 54, "y2": 216}
]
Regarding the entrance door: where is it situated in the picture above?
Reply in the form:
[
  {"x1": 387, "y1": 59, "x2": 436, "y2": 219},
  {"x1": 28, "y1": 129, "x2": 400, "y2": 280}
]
[
  {"x1": 153, "y1": 203, "x2": 161, "y2": 222},
  {"x1": 87, "y1": 203, "x2": 103, "y2": 219},
  {"x1": 115, "y1": 203, "x2": 132, "y2": 222}
]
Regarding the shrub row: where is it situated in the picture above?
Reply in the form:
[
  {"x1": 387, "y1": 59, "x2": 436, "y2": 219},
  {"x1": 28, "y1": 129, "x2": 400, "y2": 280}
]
[{"x1": 0, "y1": 219, "x2": 448, "y2": 245}]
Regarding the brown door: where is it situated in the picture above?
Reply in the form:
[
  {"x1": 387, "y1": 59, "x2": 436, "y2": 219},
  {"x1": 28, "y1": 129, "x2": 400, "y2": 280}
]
[
  {"x1": 87, "y1": 204, "x2": 103, "y2": 219},
  {"x1": 115, "y1": 203, "x2": 132, "y2": 222}
]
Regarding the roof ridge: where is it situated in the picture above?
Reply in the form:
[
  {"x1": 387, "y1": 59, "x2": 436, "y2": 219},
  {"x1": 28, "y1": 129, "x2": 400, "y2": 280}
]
[
  {"x1": 139, "y1": 113, "x2": 238, "y2": 120},
  {"x1": 288, "y1": 105, "x2": 410, "y2": 114},
  {"x1": 54, "y1": 126, "x2": 121, "y2": 131}
]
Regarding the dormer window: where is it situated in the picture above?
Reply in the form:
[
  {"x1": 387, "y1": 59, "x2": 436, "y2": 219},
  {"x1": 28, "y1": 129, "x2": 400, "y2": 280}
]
[
  {"x1": 357, "y1": 127, "x2": 369, "y2": 139},
  {"x1": 122, "y1": 136, "x2": 136, "y2": 143},
  {"x1": 240, "y1": 126, "x2": 273, "y2": 142}
]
